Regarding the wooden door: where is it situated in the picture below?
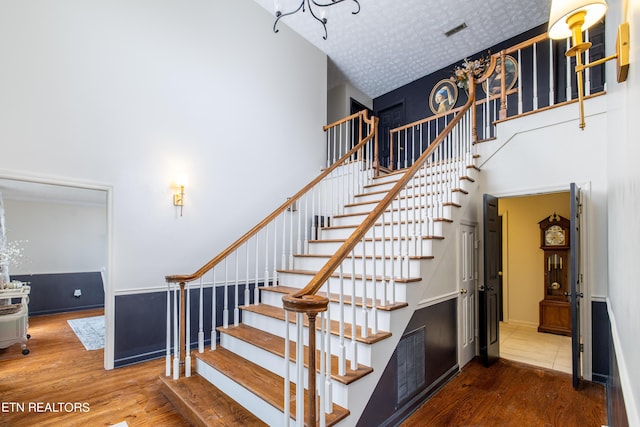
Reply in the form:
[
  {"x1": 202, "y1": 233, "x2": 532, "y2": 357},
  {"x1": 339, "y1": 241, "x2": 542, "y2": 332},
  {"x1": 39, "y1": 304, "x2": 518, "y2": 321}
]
[
  {"x1": 459, "y1": 223, "x2": 477, "y2": 368},
  {"x1": 570, "y1": 183, "x2": 583, "y2": 388},
  {"x1": 480, "y1": 194, "x2": 501, "y2": 366}
]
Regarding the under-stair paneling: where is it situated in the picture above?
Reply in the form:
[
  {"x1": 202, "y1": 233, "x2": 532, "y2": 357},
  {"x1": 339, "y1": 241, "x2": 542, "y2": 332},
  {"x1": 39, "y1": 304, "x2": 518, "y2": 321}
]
[{"x1": 356, "y1": 299, "x2": 458, "y2": 426}]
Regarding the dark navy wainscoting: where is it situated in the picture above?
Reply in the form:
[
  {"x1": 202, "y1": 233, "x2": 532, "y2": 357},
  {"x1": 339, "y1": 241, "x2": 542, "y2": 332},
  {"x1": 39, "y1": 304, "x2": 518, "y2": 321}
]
[
  {"x1": 114, "y1": 282, "x2": 260, "y2": 368},
  {"x1": 357, "y1": 298, "x2": 457, "y2": 427},
  {"x1": 608, "y1": 328, "x2": 629, "y2": 427},
  {"x1": 12, "y1": 272, "x2": 104, "y2": 315},
  {"x1": 591, "y1": 300, "x2": 610, "y2": 384}
]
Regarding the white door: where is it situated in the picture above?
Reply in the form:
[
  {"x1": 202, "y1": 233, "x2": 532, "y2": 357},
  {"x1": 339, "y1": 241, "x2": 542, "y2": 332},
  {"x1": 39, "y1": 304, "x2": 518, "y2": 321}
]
[{"x1": 459, "y1": 223, "x2": 478, "y2": 367}]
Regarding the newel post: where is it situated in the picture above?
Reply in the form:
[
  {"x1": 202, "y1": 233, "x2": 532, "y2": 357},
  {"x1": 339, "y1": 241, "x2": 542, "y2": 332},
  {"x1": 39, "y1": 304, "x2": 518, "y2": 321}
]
[
  {"x1": 469, "y1": 73, "x2": 478, "y2": 144},
  {"x1": 499, "y1": 49, "x2": 508, "y2": 120},
  {"x1": 282, "y1": 294, "x2": 329, "y2": 426}
]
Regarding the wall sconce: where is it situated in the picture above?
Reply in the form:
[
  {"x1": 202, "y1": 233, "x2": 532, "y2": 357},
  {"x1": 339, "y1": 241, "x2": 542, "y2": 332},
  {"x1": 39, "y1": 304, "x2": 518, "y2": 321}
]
[
  {"x1": 173, "y1": 177, "x2": 187, "y2": 217},
  {"x1": 548, "y1": 0, "x2": 630, "y2": 130}
]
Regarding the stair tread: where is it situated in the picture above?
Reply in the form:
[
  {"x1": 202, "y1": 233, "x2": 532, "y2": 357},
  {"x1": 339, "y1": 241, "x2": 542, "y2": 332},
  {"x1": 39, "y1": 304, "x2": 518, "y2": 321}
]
[
  {"x1": 277, "y1": 268, "x2": 422, "y2": 283},
  {"x1": 261, "y1": 285, "x2": 409, "y2": 311},
  {"x1": 219, "y1": 323, "x2": 374, "y2": 385},
  {"x1": 241, "y1": 303, "x2": 392, "y2": 344},
  {"x1": 197, "y1": 347, "x2": 349, "y2": 425},
  {"x1": 160, "y1": 374, "x2": 267, "y2": 427}
]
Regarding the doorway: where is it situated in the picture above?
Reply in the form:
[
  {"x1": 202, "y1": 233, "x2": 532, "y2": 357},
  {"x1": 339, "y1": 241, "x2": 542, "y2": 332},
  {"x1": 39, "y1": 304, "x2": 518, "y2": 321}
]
[
  {"x1": 0, "y1": 176, "x2": 111, "y2": 368},
  {"x1": 498, "y1": 192, "x2": 572, "y2": 373}
]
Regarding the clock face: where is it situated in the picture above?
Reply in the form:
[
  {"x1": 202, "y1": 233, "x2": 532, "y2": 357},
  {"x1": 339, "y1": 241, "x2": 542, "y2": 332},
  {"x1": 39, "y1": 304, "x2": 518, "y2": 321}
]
[{"x1": 545, "y1": 225, "x2": 565, "y2": 246}]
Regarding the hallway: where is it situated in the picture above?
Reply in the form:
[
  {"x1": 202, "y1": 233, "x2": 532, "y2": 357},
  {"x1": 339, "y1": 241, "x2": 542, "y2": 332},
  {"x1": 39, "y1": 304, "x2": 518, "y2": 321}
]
[{"x1": 500, "y1": 321, "x2": 572, "y2": 374}]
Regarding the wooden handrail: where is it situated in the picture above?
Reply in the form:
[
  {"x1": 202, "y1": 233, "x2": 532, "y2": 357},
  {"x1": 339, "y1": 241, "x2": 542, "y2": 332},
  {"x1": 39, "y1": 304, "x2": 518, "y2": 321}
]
[
  {"x1": 389, "y1": 105, "x2": 466, "y2": 134},
  {"x1": 283, "y1": 77, "x2": 476, "y2": 310},
  {"x1": 165, "y1": 110, "x2": 377, "y2": 284}
]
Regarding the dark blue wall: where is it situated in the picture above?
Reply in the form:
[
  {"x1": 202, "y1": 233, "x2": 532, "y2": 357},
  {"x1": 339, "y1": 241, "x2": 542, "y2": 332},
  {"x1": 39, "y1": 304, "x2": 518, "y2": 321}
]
[
  {"x1": 12, "y1": 272, "x2": 104, "y2": 315},
  {"x1": 114, "y1": 282, "x2": 259, "y2": 367},
  {"x1": 357, "y1": 298, "x2": 458, "y2": 426},
  {"x1": 591, "y1": 300, "x2": 610, "y2": 384}
]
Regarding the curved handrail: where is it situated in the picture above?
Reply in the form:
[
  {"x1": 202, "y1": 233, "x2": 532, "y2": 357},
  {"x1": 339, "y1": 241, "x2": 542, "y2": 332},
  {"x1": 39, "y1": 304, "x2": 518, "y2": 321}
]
[
  {"x1": 166, "y1": 110, "x2": 377, "y2": 284},
  {"x1": 283, "y1": 78, "x2": 476, "y2": 309}
]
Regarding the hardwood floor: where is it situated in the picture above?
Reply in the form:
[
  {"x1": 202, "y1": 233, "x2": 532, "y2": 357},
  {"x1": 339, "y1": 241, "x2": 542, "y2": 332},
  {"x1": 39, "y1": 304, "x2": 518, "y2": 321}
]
[
  {"x1": 0, "y1": 309, "x2": 188, "y2": 427},
  {"x1": 401, "y1": 358, "x2": 607, "y2": 427},
  {"x1": 1, "y1": 310, "x2": 607, "y2": 427}
]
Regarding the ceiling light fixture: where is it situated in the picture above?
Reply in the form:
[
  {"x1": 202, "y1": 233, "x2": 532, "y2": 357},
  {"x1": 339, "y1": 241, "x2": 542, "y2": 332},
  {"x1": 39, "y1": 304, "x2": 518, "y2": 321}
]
[
  {"x1": 548, "y1": 0, "x2": 630, "y2": 130},
  {"x1": 273, "y1": 0, "x2": 361, "y2": 40}
]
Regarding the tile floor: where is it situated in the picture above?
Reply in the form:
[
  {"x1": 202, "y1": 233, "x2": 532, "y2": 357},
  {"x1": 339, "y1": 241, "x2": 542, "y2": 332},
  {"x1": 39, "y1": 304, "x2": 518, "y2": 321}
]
[{"x1": 500, "y1": 322, "x2": 572, "y2": 374}]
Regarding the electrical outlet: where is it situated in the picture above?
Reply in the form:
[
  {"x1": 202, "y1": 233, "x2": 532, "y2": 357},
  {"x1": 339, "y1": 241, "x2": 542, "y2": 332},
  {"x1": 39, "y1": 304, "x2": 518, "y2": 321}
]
[{"x1": 74, "y1": 289, "x2": 82, "y2": 298}]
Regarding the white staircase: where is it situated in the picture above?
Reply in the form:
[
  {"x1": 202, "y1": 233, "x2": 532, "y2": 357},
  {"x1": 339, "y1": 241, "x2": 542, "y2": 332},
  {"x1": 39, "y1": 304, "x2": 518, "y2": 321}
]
[{"x1": 161, "y1": 155, "x2": 480, "y2": 426}]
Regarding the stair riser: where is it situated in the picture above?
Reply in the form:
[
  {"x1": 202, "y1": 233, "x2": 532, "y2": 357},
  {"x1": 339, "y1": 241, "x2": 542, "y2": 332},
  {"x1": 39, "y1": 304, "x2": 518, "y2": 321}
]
[
  {"x1": 342, "y1": 201, "x2": 455, "y2": 218},
  {"x1": 320, "y1": 220, "x2": 446, "y2": 240},
  {"x1": 355, "y1": 180, "x2": 463, "y2": 204},
  {"x1": 241, "y1": 310, "x2": 374, "y2": 366},
  {"x1": 196, "y1": 358, "x2": 288, "y2": 426},
  {"x1": 219, "y1": 332, "x2": 351, "y2": 407},
  {"x1": 275, "y1": 274, "x2": 410, "y2": 303},
  {"x1": 343, "y1": 196, "x2": 456, "y2": 216},
  {"x1": 354, "y1": 189, "x2": 460, "y2": 211},
  {"x1": 307, "y1": 238, "x2": 434, "y2": 258},
  {"x1": 292, "y1": 256, "x2": 422, "y2": 278}
]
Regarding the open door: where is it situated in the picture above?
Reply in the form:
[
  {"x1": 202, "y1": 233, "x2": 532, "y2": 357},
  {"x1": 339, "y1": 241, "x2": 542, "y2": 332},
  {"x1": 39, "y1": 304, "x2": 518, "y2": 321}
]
[
  {"x1": 480, "y1": 194, "x2": 501, "y2": 366},
  {"x1": 569, "y1": 183, "x2": 583, "y2": 388}
]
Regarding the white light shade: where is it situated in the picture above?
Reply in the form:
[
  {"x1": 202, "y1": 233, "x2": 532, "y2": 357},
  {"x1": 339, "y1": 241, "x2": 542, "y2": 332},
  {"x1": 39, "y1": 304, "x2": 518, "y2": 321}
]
[{"x1": 548, "y1": 0, "x2": 608, "y2": 39}]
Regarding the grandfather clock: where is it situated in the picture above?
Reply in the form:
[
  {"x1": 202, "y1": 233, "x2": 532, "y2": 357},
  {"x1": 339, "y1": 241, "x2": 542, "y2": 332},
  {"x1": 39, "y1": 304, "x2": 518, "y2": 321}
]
[{"x1": 537, "y1": 213, "x2": 571, "y2": 336}]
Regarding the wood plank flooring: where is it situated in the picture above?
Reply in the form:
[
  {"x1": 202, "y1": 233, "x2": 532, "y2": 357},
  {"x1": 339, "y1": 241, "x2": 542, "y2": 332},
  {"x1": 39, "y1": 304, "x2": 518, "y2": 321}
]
[
  {"x1": 1, "y1": 309, "x2": 607, "y2": 426},
  {"x1": 0, "y1": 309, "x2": 189, "y2": 427},
  {"x1": 401, "y1": 358, "x2": 607, "y2": 427}
]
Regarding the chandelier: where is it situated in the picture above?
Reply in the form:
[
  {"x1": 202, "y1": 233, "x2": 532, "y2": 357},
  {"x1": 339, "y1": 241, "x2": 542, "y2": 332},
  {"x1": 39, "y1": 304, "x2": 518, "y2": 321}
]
[{"x1": 273, "y1": 0, "x2": 361, "y2": 40}]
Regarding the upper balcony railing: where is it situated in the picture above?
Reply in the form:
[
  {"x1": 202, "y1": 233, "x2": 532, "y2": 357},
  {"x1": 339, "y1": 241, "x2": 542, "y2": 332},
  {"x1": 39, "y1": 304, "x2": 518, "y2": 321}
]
[{"x1": 386, "y1": 24, "x2": 606, "y2": 170}]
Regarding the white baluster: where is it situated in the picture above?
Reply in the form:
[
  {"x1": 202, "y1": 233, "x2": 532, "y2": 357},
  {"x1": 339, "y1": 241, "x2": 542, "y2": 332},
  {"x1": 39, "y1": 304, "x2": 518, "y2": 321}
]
[
  {"x1": 198, "y1": 277, "x2": 204, "y2": 353},
  {"x1": 549, "y1": 39, "x2": 555, "y2": 106},
  {"x1": 234, "y1": 251, "x2": 239, "y2": 327},
  {"x1": 166, "y1": 283, "x2": 171, "y2": 377},
  {"x1": 211, "y1": 268, "x2": 217, "y2": 350},
  {"x1": 245, "y1": 243, "x2": 250, "y2": 308},
  {"x1": 296, "y1": 313, "x2": 303, "y2": 427},
  {"x1": 319, "y1": 310, "x2": 327, "y2": 427},
  {"x1": 585, "y1": 29, "x2": 591, "y2": 96},
  {"x1": 566, "y1": 38, "x2": 572, "y2": 100},
  {"x1": 533, "y1": 43, "x2": 539, "y2": 110},
  {"x1": 254, "y1": 234, "x2": 260, "y2": 305},
  {"x1": 518, "y1": 49, "x2": 523, "y2": 114},
  {"x1": 283, "y1": 305, "x2": 290, "y2": 427},
  {"x1": 173, "y1": 284, "x2": 179, "y2": 379},
  {"x1": 223, "y1": 259, "x2": 229, "y2": 329},
  {"x1": 371, "y1": 225, "x2": 378, "y2": 335},
  {"x1": 361, "y1": 237, "x2": 369, "y2": 339},
  {"x1": 338, "y1": 265, "x2": 346, "y2": 376},
  {"x1": 185, "y1": 281, "x2": 191, "y2": 377},
  {"x1": 350, "y1": 250, "x2": 358, "y2": 370}
]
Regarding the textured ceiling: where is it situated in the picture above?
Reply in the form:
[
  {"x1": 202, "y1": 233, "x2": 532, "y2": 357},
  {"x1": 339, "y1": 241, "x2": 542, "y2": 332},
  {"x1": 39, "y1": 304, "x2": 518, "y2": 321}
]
[{"x1": 252, "y1": 0, "x2": 551, "y2": 98}]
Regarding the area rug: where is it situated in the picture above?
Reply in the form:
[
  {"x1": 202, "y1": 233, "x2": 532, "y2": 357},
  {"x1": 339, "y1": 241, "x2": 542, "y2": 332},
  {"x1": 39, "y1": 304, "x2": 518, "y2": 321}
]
[{"x1": 67, "y1": 315, "x2": 104, "y2": 351}]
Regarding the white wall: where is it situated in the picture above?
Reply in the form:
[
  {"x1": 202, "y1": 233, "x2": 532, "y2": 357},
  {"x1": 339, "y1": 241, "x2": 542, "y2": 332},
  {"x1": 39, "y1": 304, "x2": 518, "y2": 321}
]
[
  {"x1": 605, "y1": 0, "x2": 640, "y2": 423},
  {"x1": 0, "y1": 0, "x2": 327, "y2": 294},
  {"x1": 3, "y1": 198, "x2": 107, "y2": 275},
  {"x1": 477, "y1": 97, "x2": 609, "y2": 300},
  {"x1": 327, "y1": 82, "x2": 373, "y2": 123}
]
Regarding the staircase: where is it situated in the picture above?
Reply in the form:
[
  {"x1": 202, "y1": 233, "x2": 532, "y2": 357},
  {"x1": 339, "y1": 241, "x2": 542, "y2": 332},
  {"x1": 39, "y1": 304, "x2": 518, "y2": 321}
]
[{"x1": 160, "y1": 94, "x2": 479, "y2": 425}]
